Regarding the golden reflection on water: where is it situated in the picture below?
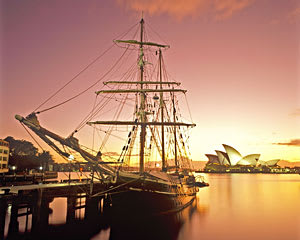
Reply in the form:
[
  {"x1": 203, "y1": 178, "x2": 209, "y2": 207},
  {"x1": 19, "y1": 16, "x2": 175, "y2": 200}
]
[
  {"x1": 4, "y1": 173, "x2": 299, "y2": 240},
  {"x1": 179, "y1": 174, "x2": 300, "y2": 240},
  {"x1": 49, "y1": 198, "x2": 67, "y2": 224}
]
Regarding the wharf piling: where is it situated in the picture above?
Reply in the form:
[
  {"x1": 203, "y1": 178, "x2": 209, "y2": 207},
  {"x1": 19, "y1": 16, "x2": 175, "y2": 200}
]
[{"x1": 0, "y1": 180, "x2": 112, "y2": 239}]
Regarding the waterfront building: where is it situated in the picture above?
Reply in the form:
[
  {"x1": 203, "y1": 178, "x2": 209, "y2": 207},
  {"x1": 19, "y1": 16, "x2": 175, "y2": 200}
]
[{"x1": 0, "y1": 139, "x2": 9, "y2": 173}]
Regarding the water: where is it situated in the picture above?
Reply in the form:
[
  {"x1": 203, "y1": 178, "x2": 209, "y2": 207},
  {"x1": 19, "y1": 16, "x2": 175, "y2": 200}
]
[
  {"x1": 179, "y1": 174, "x2": 300, "y2": 240},
  {"x1": 3, "y1": 173, "x2": 300, "y2": 240}
]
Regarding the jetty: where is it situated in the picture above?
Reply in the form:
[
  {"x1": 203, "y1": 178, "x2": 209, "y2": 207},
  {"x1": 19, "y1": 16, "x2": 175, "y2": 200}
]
[
  {"x1": 0, "y1": 179, "x2": 113, "y2": 239},
  {"x1": 0, "y1": 172, "x2": 58, "y2": 186}
]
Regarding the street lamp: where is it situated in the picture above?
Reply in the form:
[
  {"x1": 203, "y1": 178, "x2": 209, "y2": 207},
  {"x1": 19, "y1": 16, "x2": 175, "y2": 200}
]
[
  {"x1": 68, "y1": 155, "x2": 74, "y2": 161},
  {"x1": 68, "y1": 154, "x2": 74, "y2": 183},
  {"x1": 12, "y1": 166, "x2": 16, "y2": 175}
]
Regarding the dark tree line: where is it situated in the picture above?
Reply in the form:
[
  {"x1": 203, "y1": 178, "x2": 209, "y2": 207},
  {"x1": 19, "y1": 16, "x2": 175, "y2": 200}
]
[{"x1": 4, "y1": 136, "x2": 54, "y2": 171}]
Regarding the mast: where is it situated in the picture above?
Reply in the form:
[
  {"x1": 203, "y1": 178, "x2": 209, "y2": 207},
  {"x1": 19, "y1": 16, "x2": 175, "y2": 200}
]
[
  {"x1": 139, "y1": 18, "x2": 146, "y2": 174},
  {"x1": 96, "y1": 18, "x2": 191, "y2": 173},
  {"x1": 172, "y1": 90, "x2": 178, "y2": 172},
  {"x1": 159, "y1": 49, "x2": 166, "y2": 171}
]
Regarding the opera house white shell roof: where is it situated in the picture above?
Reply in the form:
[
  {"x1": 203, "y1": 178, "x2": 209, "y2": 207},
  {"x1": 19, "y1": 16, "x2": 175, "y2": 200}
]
[
  {"x1": 205, "y1": 154, "x2": 219, "y2": 164},
  {"x1": 206, "y1": 144, "x2": 277, "y2": 167},
  {"x1": 238, "y1": 154, "x2": 260, "y2": 166},
  {"x1": 258, "y1": 159, "x2": 280, "y2": 166},
  {"x1": 215, "y1": 150, "x2": 230, "y2": 165},
  {"x1": 222, "y1": 144, "x2": 243, "y2": 166}
]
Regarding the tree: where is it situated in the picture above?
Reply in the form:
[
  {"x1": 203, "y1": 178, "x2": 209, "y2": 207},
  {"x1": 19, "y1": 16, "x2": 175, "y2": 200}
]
[
  {"x1": 37, "y1": 151, "x2": 54, "y2": 171},
  {"x1": 5, "y1": 136, "x2": 38, "y2": 156},
  {"x1": 4, "y1": 136, "x2": 54, "y2": 171}
]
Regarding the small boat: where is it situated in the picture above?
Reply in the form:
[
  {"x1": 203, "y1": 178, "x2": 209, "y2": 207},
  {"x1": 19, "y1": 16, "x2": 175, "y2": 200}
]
[{"x1": 15, "y1": 17, "x2": 208, "y2": 215}]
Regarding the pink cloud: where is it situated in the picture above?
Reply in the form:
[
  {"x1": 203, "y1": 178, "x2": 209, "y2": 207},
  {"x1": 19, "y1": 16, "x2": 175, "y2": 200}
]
[
  {"x1": 268, "y1": 6, "x2": 300, "y2": 25},
  {"x1": 117, "y1": 0, "x2": 255, "y2": 20},
  {"x1": 274, "y1": 139, "x2": 300, "y2": 146},
  {"x1": 103, "y1": 151, "x2": 120, "y2": 156},
  {"x1": 290, "y1": 108, "x2": 300, "y2": 116},
  {"x1": 213, "y1": 0, "x2": 254, "y2": 20},
  {"x1": 287, "y1": 7, "x2": 300, "y2": 23}
]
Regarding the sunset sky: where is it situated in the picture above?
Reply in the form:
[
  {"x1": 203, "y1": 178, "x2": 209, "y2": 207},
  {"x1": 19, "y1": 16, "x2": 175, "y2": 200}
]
[{"x1": 1, "y1": 0, "x2": 299, "y2": 162}]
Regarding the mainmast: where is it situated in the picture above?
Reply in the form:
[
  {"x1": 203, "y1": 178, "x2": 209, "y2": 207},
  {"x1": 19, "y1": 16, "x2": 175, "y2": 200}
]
[
  {"x1": 159, "y1": 49, "x2": 166, "y2": 171},
  {"x1": 139, "y1": 18, "x2": 146, "y2": 173},
  {"x1": 172, "y1": 90, "x2": 178, "y2": 172}
]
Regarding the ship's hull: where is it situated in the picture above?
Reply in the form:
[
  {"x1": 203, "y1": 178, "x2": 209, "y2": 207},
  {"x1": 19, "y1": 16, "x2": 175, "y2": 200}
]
[
  {"x1": 110, "y1": 189, "x2": 196, "y2": 216},
  {"x1": 107, "y1": 173, "x2": 198, "y2": 216}
]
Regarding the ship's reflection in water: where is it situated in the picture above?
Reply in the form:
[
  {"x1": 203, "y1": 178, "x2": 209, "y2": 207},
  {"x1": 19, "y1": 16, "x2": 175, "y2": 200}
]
[
  {"x1": 4, "y1": 193, "x2": 204, "y2": 240},
  {"x1": 4, "y1": 174, "x2": 300, "y2": 240},
  {"x1": 105, "y1": 205, "x2": 194, "y2": 240}
]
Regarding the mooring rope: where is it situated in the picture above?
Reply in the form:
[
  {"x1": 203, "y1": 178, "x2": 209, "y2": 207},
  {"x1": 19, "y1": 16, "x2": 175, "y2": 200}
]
[{"x1": 91, "y1": 177, "x2": 141, "y2": 198}]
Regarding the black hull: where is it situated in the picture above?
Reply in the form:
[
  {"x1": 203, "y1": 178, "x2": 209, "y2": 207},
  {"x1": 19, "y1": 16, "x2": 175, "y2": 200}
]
[
  {"x1": 107, "y1": 175, "x2": 198, "y2": 217},
  {"x1": 110, "y1": 190, "x2": 196, "y2": 216}
]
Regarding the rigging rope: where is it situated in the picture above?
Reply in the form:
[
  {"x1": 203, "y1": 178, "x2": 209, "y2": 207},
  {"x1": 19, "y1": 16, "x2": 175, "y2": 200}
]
[
  {"x1": 75, "y1": 93, "x2": 114, "y2": 131},
  {"x1": 21, "y1": 123, "x2": 45, "y2": 152},
  {"x1": 34, "y1": 22, "x2": 139, "y2": 114},
  {"x1": 100, "y1": 93, "x2": 130, "y2": 151},
  {"x1": 92, "y1": 95, "x2": 98, "y2": 151},
  {"x1": 36, "y1": 47, "x2": 130, "y2": 114},
  {"x1": 184, "y1": 93, "x2": 194, "y2": 123},
  {"x1": 75, "y1": 47, "x2": 137, "y2": 132},
  {"x1": 34, "y1": 44, "x2": 115, "y2": 113},
  {"x1": 145, "y1": 22, "x2": 169, "y2": 47}
]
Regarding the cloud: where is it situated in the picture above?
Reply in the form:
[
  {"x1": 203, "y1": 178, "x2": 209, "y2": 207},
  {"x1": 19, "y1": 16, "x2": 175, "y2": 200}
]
[
  {"x1": 103, "y1": 151, "x2": 120, "y2": 156},
  {"x1": 272, "y1": 6, "x2": 300, "y2": 25},
  {"x1": 274, "y1": 139, "x2": 300, "y2": 146},
  {"x1": 289, "y1": 108, "x2": 300, "y2": 117},
  {"x1": 116, "y1": 0, "x2": 209, "y2": 20},
  {"x1": 268, "y1": 19, "x2": 280, "y2": 25},
  {"x1": 213, "y1": 0, "x2": 255, "y2": 20},
  {"x1": 287, "y1": 7, "x2": 300, "y2": 23},
  {"x1": 103, "y1": 151, "x2": 139, "y2": 157},
  {"x1": 116, "y1": 0, "x2": 255, "y2": 20}
]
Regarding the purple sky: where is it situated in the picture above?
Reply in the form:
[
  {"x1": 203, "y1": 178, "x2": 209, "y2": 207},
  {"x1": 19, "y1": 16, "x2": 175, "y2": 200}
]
[{"x1": 1, "y1": 0, "x2": 299, "y2": 162}]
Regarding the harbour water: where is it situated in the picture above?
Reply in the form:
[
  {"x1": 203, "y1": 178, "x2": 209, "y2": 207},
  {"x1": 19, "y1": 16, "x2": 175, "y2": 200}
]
[
  {"x1": 4, "y1": 173, "x2": 300, "y2": 240},
  {"x1": 179, "y1": 173, "x2": 300, "y2": 240}
]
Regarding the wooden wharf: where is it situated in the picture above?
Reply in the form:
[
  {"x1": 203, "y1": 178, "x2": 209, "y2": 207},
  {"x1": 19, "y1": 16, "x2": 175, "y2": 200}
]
[
  {"x1": 0, "y1": 172, "x2": 58, "y2": 186},
  {"x1": 0, "y1": 179, "x2": 113, "y2": 239}
]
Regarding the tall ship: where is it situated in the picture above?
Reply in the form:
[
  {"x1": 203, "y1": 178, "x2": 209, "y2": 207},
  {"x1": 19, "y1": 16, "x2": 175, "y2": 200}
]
[{"x1": 15, "y1": 18, "x2": 208, "y2": 215}]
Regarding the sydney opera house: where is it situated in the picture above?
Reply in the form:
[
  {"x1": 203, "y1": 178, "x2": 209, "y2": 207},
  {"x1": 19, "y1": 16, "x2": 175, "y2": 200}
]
[{"x1": 205, "y1": 144, "x2": 279, "y2": 167}]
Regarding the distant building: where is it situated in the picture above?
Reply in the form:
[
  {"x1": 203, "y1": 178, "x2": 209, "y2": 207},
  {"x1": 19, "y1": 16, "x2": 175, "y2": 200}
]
[
  {"x1": 206, "y1": 144, "x2": 279, "y2": 167},
  {"x1": 0, "y1": 140, "x2": 9, "y2": 173}
]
